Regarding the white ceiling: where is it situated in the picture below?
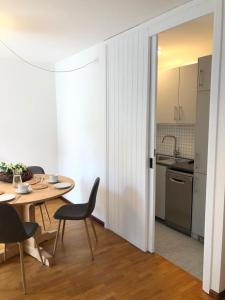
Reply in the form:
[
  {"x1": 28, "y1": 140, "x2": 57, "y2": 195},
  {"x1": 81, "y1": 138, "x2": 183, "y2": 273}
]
[
  {"x1": 0, "y1": 0, "x2": 191, "y2": 63},
  {"x1": 158, "y1": 14, "x2": 213, "y2": 70}
]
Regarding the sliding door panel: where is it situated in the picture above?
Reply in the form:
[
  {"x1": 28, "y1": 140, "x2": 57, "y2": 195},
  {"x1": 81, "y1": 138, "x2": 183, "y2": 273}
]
[{"x1": 106, "y1": 29, "x2": 150, "y2": 250}]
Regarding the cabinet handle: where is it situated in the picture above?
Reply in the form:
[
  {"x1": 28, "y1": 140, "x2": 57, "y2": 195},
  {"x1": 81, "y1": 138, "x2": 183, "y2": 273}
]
[
  {"x1": 169, "y1": 178, "x2": 185, "y2": 185},
  {"x1": 199, "y1": 69, "x2": 204, "y2": 87}
]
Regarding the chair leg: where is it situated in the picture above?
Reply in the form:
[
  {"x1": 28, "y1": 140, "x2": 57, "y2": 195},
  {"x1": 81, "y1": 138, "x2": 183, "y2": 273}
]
[
  {"x1": 52, "y1": 220, "x2": 61, "y2": 257},
  {"x1": 3, "y1": 245, "x2": 6, "y2": 262},
  {"x1": 61, "y1": 220, "x2": 66, "y2": 242},
  {"x1": 34, "y1": 237, "x2": 44, "y2": 265},
  {"x1": 90, "y1": 217, "x2": 98, "y2": 243},
  {"x1": 18, "y1": 242, "x2": 27, "y2": 295},
  {"x1": 84, "y1": 219, "x2": 94, "y2": 261},
  {"x1": 39, "y1": 205, "x2": 46, "y2": 231},
  {"x1": 44, "y1": 202, "x2": 51, "y2": 224}
]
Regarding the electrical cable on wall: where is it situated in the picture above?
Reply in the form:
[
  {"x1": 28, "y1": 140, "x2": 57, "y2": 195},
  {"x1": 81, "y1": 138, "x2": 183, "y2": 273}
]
[{"x1": 0, "y1": 38, "x2": 98, "y2": 73}]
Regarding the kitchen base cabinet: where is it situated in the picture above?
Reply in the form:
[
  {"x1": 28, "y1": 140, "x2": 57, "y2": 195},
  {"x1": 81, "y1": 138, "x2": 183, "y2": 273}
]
[
  {"x1": 192, "y1": 173, "x2": 207, "y2": 238},
  {"x1": 165, "y1": 170, "x2": 193, "y2": 235},
  {"x1": 194, "y1": 90, "x2": 210, "y2": 174},
  {"x1": 156, "y1": 164, "x2": 167, "y2": 220}
]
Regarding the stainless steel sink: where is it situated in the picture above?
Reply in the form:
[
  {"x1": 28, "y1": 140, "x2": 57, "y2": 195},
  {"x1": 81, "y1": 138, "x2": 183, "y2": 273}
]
[
  {"x1": 157, "y1": 155, "x2": 170, "y2": 161},
  {"x1": 157, "y1": 155, "x2": 173, "y2": 161},
  {"x1": 157, "y1": 155, "x2": 190, "y2": 166},
  {"x1": 175, "y1": 158, "x2": 189, "y2": 163},
  {"x1": 160, "y1": 159, "x2": 176, "y2": 166}
]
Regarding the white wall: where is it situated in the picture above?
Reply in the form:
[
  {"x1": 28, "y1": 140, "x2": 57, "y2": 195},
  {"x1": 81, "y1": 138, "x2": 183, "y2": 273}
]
[
  {"x1": 55, "y1": 44, "x2": 106, "y2": 222},
  {"x1": 0, "y1": 58, "x2": 57, "y2": 173}
]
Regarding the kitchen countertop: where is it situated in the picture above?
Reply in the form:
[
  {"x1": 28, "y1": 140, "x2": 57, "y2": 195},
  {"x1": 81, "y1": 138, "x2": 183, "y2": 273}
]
[
  {"x1": 156, "y1": 154, "x2": 194, "y2": 174},
  {"x1": 169, "y1": 161, "x2": 194, "y2": 174}
]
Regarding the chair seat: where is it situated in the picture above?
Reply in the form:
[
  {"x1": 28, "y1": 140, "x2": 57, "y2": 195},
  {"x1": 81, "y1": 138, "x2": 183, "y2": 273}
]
[
  {"x1": 54, "y1": 204, "x2": 89, "y2": 220},
  {"x1": 23, "y1": 222, "x2": 38, "y2": 238}
]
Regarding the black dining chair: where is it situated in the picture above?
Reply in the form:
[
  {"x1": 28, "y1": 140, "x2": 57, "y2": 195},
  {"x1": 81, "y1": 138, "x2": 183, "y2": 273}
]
[
  {"x1": 53, "y1": 177, "x2": 100, "y2": 261},
  {"x1": 28, "y1": 166, "x2": 51, "y2": 230},
  {"x1": 0, "y1": 203, "x2": 43, "y2": 294}
]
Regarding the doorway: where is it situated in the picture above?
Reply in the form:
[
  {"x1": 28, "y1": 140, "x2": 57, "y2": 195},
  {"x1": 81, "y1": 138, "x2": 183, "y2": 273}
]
[
  {"x1": 149, "y1": 14, "x2": 214, "y2": 281},
  {"x1": 106, "y1": 0, "x2": 223, "y2": 295}
]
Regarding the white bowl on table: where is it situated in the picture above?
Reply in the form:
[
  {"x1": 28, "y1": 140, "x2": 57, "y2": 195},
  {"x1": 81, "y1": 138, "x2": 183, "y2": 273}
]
[{"x1": 54, "y1": 182, "x2": 72, "y2": 189}]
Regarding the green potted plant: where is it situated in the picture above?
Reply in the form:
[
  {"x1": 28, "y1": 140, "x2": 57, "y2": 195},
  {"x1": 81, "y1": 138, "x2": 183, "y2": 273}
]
[{"x1": 0, "y1": 162, "x2": 33, "y2": 183}]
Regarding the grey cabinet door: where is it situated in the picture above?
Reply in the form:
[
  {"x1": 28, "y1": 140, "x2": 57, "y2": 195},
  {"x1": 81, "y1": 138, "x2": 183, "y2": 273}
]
[
  {"x1": 192, "y1": 173, "x2": 207, "y2": 237},
  {"x1": 198, "y1": 55, "x2": 212, "y2": 91},
  {"x1": 166, "y1": 171, "x2": 193, "y2": 234},
  {"x1": 156, "y1": 165, "x2": 167, "y2": 219},
  {"x1": 194, "y1": 90, "x2": 210, "y2": 174},
  {"x1": 157, "y1": 64, "x2": 197, "y2": 124},
  {"x1": 157, "y1": 68, "x2": 179, "y2": 124},
  {"x1": 178, "y1": 64, "x2": 198, "y2": 124}
]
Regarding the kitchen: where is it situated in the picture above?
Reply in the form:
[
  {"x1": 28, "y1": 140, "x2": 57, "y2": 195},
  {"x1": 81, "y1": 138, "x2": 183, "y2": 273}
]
[{"x1": 154, "y1": 14, "x2": 213, "y2": 280}]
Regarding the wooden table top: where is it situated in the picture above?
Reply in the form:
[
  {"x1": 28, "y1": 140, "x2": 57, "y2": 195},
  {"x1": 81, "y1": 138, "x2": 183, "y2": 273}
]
[{"x1": 0, "y1": 175, "x2": 75, "y2": 206}]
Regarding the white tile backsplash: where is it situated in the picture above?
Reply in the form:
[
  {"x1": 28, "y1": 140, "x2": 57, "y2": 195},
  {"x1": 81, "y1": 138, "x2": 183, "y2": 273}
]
[{"x1": 156, "y1": 124, "x2": 195, "y2": 159}]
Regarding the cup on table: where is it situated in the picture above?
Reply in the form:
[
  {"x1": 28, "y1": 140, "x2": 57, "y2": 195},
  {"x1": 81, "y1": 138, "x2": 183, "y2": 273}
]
[
  {"x1": 48, "y1": 174, "x2": 58, "y2": 183},
  {"x1": 17, "y1": 183, "x2": 30, "y2": 194}
]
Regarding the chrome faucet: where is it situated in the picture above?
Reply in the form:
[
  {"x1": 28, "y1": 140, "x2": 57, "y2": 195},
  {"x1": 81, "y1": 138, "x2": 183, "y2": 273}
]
[{"x1": 162, "y1": 135, "x2": 180, "y2": 158}]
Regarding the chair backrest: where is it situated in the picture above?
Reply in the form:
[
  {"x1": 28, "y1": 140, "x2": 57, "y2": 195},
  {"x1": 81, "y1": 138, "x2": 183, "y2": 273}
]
[
  {"x1": 0, "y1": 203, "x2": 28, "y2": 243},
  {"x1": 28, "y1": 166, "x2": 45, "y2": 174},
  {"x1": 86, "y1": 177, "x2": 100, "y2": 217}
]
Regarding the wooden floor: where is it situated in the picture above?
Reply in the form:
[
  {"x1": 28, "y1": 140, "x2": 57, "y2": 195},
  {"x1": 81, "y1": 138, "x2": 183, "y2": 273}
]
[{"x1": 0, "y1": 199, "x2": 212, "y2": 300}]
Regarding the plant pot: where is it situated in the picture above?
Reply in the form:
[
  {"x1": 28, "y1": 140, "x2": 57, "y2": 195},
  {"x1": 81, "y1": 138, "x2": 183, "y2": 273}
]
[{"x1": 0, "y1": 170, "x2": 33, "y2": 183}]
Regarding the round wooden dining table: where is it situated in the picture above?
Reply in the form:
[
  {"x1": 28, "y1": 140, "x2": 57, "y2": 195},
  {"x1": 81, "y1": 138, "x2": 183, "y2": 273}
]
[{"x1": 0, "y1": 175, "x2": 75, "y2": 267}]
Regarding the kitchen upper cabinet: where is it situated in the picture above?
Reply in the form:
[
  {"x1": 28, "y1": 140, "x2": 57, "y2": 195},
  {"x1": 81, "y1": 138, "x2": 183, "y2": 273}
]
[
  {"x1": 178, "y1": 64, "x2": 198, "y2": 124},
  {"x1": 157, "y1": 68, "x2": 179, "y2": 124},
  {"x1": 156, "y1": 164, "x2": 167, "y2": 220},
  {"x1": 194, "y1": 55, "x2": 212, "y2": 174},
  {"x1": 198, "y1": 55, "x2": 212, "y2": 91},
  {"x1": 157, "y1": 63, "x2": 197, "y2": 124}
]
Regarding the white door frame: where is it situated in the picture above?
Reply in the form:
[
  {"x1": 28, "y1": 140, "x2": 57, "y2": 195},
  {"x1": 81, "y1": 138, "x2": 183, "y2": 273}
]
[
  {"x1": 147, "y1": 0, "x2": 223, "y2": 293},
  {"x1": 148, "y1": 35, "x2": 158, "y2": 253}
]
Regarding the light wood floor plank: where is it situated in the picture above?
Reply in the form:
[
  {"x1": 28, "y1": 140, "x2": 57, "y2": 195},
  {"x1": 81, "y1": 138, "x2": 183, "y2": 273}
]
[{"x1": 0, "y1": 199, "x2": 211, "y2": 299}]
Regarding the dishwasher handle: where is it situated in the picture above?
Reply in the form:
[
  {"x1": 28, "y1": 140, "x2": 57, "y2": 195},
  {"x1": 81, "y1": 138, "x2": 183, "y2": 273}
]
[{"x1": 169, "y1": 177, "x2": 185, "y2": 184}]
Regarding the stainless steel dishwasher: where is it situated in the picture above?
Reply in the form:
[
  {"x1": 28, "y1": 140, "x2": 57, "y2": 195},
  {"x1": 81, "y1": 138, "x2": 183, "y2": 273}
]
[{"x1": 165, "y1": 169, "x2": 193, "y2": 235}]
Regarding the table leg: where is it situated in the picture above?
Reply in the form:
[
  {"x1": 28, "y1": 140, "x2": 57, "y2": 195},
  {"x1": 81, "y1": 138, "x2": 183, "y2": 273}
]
[
  {"x1": 0, "y1": 243, "x2": 19, "y2": 263},
  {"x1": 22, "y1": 204, "x2": 56, "y2": 267}
]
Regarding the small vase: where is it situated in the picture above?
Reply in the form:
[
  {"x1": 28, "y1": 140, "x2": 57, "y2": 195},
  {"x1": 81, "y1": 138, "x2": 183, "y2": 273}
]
[{"x1": 13, "y1": 170, "x2": 22, "y2": 187}]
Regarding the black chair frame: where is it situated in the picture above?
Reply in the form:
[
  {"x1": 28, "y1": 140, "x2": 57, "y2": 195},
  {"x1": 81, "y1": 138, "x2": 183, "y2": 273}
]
[
  {"x1": 53, "y1": 177, "x2": 100, "y2": 261},
  {"x1": 0, "y1": 203, "x2": 43, "y2": 294}
]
